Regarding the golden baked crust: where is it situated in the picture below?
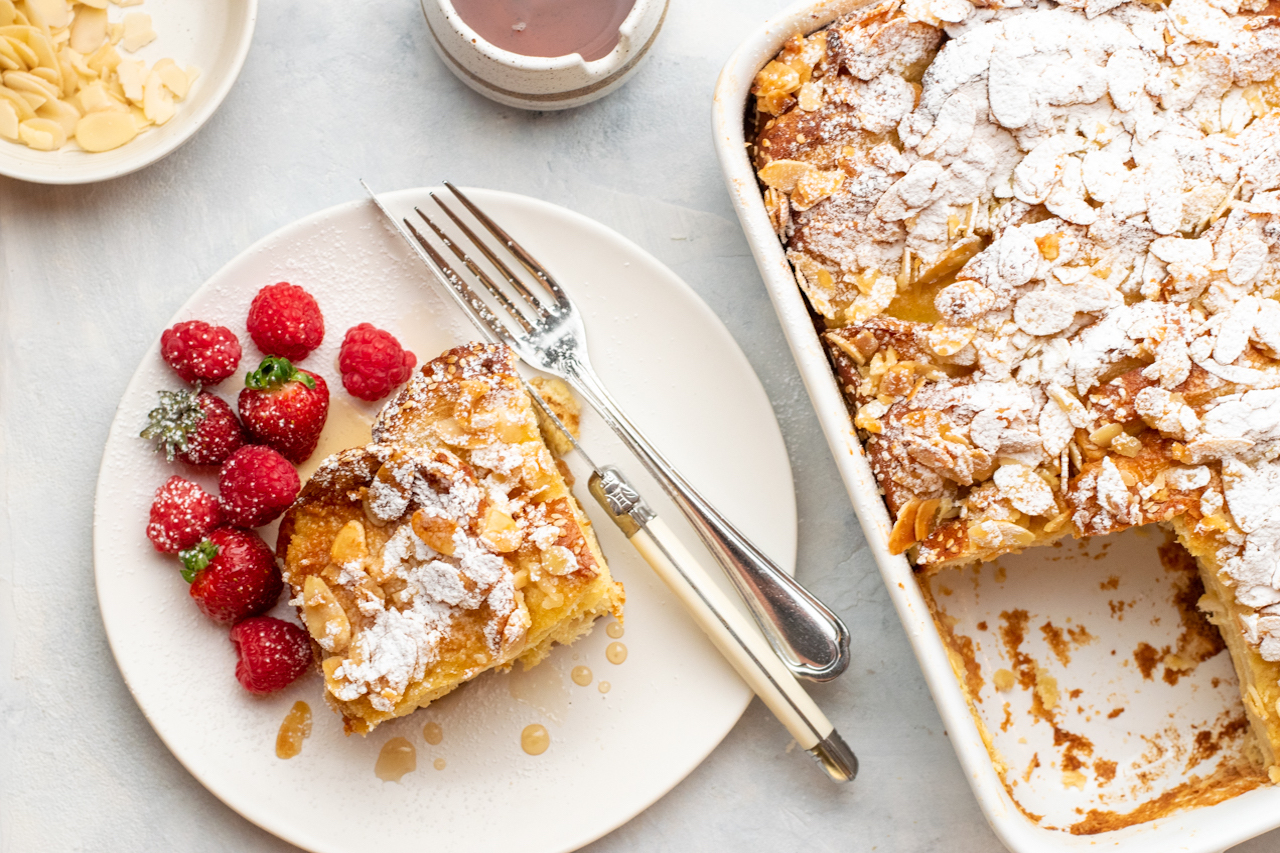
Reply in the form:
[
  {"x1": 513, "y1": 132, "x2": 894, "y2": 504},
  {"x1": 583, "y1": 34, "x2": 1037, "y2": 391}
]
[
  {"x1": 277, "y1": 344, "x2": 623, "y2": 735},
  {"x1": 752, "y1": 0, "x2": 1280, "y2": 780}
]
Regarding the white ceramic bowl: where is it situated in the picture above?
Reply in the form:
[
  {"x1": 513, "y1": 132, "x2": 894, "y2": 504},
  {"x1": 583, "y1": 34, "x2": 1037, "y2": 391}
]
[
  {"x1": 0, "y1": 0, "x2": 256, "y2": 185},
  {"x1": 712, "y1": 2, "x2": 1280, "y2": 851},
  {"x1": 420, "y1": 0, "x2": 667, "y2": 111}
]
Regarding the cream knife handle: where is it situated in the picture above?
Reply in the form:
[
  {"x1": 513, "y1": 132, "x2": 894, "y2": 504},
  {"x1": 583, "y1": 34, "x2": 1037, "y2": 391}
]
[{"x1": 626, "y1": 515, "x2": 857, "y2": 782}]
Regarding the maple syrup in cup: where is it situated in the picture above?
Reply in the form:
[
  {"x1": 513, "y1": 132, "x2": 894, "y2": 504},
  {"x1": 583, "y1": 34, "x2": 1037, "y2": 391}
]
[
  {"x1": 421, "y1": 0, "x2": 668, "y2": 111},
  {"x1": 451, "y1": 0, "x2": 634, "y2": 62}
]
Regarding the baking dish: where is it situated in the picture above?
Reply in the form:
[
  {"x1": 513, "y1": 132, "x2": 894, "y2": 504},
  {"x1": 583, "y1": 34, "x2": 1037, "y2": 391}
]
[{"x1": 711, "y1": 1, "x2": 1280, "y2": 849}]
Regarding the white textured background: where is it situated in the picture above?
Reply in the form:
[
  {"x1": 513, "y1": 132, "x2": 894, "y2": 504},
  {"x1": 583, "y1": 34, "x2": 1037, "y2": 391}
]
[{"x1": 1, "y1": 0, "x2": 1278, "y2": 850}]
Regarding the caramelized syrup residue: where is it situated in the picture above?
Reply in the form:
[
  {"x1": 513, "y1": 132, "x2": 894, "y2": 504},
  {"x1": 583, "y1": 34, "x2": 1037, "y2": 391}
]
[
  {"x1": 275, "y1": 701, "x2": 312, "y2": 759},
  {"x1": 423, "y1": 721, "x2": 443, "y2": 746},
  {"x1": 376, "y1": 737, "x2": 417, "y2": 782},
  {"x1": 521, "y1": 724, "x2": 550, "y2": 756},
  {"x1": 605, "y1": 642, "x2": 627, "y2": 665}
]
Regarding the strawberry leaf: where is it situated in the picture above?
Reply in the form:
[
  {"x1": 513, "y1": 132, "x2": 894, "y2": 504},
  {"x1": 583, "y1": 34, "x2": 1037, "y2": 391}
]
[
  {"x1": 140, "y1": 387, "x2": 206, "y2": 461},
  {"x1": 245, "y1": 357, "x2": 315, "y2": 391},
  {"x1": 179, "y1": 540, "x2": 219, "y2": 583}
]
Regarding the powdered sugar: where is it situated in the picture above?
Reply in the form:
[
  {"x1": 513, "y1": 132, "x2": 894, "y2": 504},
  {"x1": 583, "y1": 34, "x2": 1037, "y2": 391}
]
[{"x1": 760, "y1": 0, "x2": 1280, "y2": 661}]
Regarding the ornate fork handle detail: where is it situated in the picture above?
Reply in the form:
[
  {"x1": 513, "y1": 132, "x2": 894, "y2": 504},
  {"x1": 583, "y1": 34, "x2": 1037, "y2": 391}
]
[{"x1": 562, "y1": 357, "x2": 850, "y2": 681}]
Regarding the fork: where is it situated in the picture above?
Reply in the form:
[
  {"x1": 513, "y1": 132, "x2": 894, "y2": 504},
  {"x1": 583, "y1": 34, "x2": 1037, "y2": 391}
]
[{"x1": 360, "y1": 181, "x2": 850, "y2": 683}]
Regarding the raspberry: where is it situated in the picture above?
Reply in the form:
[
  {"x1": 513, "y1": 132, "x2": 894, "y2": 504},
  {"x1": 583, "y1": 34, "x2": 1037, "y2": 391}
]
[
  {"x1": 218, "y1": 445, "x2": 300, "y2": 528},
  {"x1": 146, "y1": 476, "x2": 223, "y2": 553},
  {"x1": 246, "y1": 283, "x2": 324, "y2": 362},
  {"x1": 180, "y1": 528, "x2": 283, "y2": 624},
  {"x1": 229, "y1": 616, "x2": 312, "y2": 694},
  {"x1": 160, "y1": 321, "x2": 242, "y2": 384},
  {"x1": 141, "y1": 388, "x2": 245, "y2": 467},
  {"x1": 338, "y1": 323, "x2": 417, "y2": 402}
]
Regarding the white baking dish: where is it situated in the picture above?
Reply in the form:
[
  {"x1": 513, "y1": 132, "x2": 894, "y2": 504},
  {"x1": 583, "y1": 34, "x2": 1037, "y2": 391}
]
[{"x1": 711, "y1": 2, "x2": 1280, "y2": 850}]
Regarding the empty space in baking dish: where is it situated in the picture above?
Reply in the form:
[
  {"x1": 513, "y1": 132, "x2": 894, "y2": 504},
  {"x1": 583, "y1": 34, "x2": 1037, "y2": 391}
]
[{"x1": 922, "y1": 526, "x2": 1266, "y2": 833}]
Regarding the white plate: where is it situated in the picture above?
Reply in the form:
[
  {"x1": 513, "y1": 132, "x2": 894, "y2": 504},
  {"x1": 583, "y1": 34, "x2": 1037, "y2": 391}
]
[
  {"x1": 0, "y1": 0, "x2": 256, "y2": 185},
  {"x1": 92, "y1": 188, "x2": 797, "y2": 853},
  {"x1": 712, "y1": 3, "x2": 1280, "y2": 852}
]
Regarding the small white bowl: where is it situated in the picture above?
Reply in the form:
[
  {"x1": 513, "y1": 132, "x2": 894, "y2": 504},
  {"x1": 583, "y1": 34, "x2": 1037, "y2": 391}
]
[
  {"x1": 421, "y1": 0, "x2": 667, "y2": 111},
  {"x1": 0, "y1": 0, "x2": 256, "y2": 186}
]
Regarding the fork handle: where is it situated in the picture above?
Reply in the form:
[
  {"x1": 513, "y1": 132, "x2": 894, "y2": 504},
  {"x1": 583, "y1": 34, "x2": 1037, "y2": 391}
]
[
  {"x1": 565, "y1": 359, "x2": 851, "y2": 682},
  {"x1": 589, "y1": 468, "x2": 857, "y2": 782}
]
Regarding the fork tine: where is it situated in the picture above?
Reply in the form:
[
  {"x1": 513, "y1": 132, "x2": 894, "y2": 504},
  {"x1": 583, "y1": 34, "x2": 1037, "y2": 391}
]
[
  {"x1": 429, "y1": 192, "x2": 555, "y2": 321},
  {"x1": 422, "y1": 194, "x2": 547, "y2": 324},
  {"x1": 413, "y1": 206, "x2": 536, "y2": 335},
  {"x1": 401, "y1": 218, "x2": 520, "y2": 352},
  {"x1": 442, "y1": 181, "x2": 571, "y2": 310}
]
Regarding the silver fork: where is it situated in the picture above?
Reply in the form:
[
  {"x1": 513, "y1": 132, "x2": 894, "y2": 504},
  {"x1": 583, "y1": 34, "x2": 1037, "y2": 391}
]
[{"x1": 362, "y1": 181, "x2": 851, "y2": 682}]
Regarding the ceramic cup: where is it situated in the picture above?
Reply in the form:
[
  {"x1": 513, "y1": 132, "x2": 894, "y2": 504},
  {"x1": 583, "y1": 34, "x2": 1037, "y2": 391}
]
[{"x1": 421, "y1": 0, "x2": 668, "y2": 111}]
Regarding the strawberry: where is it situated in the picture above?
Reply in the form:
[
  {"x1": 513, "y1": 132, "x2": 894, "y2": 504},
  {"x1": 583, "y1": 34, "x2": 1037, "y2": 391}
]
[
  {"x1": 339, "y1": 323, "x2": 417, "y2": 402},
  {"x1": 229, "y1": 616, "x2": 312, "y2": 694},
  {"x1": 146, "y1": 476, "x2": 224, "y2": 552},
  {"x1": 218, "y1": 445, "x2": 300, "y2": 528},
  {"x1": 246, "y1": 282, "x2": 324, "y2": 362},
  {"x1": 179, "y1": 528, "x2": 283, "y2": 624},
  {"x1": 238, "y1": 357, "x2": 329, "y2": 463},
  {"x1": 160, "y1": 320, "x2": 242, "y2": 384},
  {"x1": 141, "y1": 388, "x2": 245, "y2": 467}
]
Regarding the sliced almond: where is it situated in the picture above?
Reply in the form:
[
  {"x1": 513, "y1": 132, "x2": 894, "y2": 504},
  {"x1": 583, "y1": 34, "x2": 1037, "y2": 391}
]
[
  {"x1": 16, "y1": 88, "x2": 43, "y2": 110},
  {"x1": 141, "y1": 67, "x2": 172, "y2": 124},
  {"x1": 4, "y1": 68, "x2": 59, "y2": 100},
  {"x1": 24, "y1": 0, "x2": 71, "y2": 30},
  {"x1": 114, "y1": 56, "x2": 141, "y2": 101},
  {"x1": 1088, "y1": 422, "x2": 1124, "y2": 447},
  {"x1": 303, "y1": 576, "x2": 351, "y2": 653},
  {"x1": 17, "y1": 117, "x2": 54, "y2": 148},
  {"x1": 73, "y1": 107, "x2": 135, "y2": 149},
  {"x1": 758, "y1": 158, "x2": 815, "y2": 193},
  {"x1": 84, "y1": 41, "x2": 118, "y2": 75},
  {"x1": 1112, "y1": 433, "x2": 1142, "y2": 457},
  {"x1": 480, "y1": 506, "x2": 522, "y2": 553},
  {"x1": 153, "y1": 56, "x2": 188, "y2": 98},
  {"x1": 19, "y1": 28, "x2": 58, "y2": 70},
  {"x1": 29, "y1": 64, "x2": 57, "y2": 85},
  {"x1": 0, "y1": 0, "x2": 14, "y2": 27},
  {"x1": 329, "y1": 520, "x2": 369, "y2": 567},
  {"x1": 75, "y1": 78, "x2": 118, "y2": 111},
  {"x1": 888, "y1": 498, "x2": 923, "y2": 555},
  {"x1": 411, "y1": 509, "x2": 457, "y2": 556},
  {"x1": 321, "y1": 656, "x2": 349, "y2": 694},
  {"x1": 19, "y1": 114, "x2": 64, "y2": 147},
  {"x1": 120, "y1": 12, "x2": 154, "y2": 52},
  {"x1": 0, "y1": 83, "x2": 33, "y2": 119},
  {"x1": 0, "y1": 37, "x2": 19, "y2": 69},
  {"x1": 68, "y1": 4, "x2": 106, "y2": 55},
  {"x1": 4, "y1": 35, "x2": 37, "y2": 69},
  {"x1": 540, "y1": 544, "x2": 578, "y2": 577},
  {"x1": 915, "y1": 498, "x2": 942, "y2": 542}
]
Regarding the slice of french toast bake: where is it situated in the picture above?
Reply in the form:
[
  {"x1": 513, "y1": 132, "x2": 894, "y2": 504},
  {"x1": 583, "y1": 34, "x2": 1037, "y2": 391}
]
[{"x1": 277, "y1": 343, "x2": 623, "y2": 734}]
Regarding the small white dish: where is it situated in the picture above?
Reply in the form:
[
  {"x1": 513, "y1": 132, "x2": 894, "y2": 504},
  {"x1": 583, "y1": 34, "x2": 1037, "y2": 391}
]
[
  {"x1": 712, "y1": 2, "x2": 1280, "y2": 851},
  {"x1": 93, "y1": 188, "x2": 798, "y2": 853},
  {"x1": 421, "y1": 0, "x2": 667, "y2": 111},
  {"x1": 0, "y1": 0, "x2": 256, "y2": 185}
]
